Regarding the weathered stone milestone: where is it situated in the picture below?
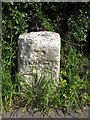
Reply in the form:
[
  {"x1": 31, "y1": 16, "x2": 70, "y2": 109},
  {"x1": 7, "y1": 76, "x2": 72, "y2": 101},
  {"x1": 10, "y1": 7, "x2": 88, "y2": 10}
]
[{"x1": 18, "y1": 31, "x2": 61, "y2": 84}]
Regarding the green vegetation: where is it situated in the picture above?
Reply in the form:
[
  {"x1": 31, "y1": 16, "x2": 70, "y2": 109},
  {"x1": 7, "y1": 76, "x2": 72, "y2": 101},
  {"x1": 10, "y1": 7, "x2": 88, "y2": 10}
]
[{"x1": 1, "y1": 2, "x2": 90, "y2": 116}]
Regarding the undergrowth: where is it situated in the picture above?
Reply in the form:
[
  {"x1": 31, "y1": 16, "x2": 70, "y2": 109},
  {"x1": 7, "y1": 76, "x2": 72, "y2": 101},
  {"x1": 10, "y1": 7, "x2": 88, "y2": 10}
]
[
  {"x1": 1, "y1": 46, "x2": 90, "y2": 116},
  {"x1": 1, "y1": 2, "x2": 90, "y2": 116}
]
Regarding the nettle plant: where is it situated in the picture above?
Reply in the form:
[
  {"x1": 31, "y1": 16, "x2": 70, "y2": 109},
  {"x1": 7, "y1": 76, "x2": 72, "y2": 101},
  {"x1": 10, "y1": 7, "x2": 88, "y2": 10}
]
[
  {"x1": 60, "y1": 45, "x2": 89, "y2": 112},
  {"x1": 2, "y1": 2, "x2": 28, "y2": 112},
  {"x1": 68, "y1": 10, "x2": 90, "y2": 54}
]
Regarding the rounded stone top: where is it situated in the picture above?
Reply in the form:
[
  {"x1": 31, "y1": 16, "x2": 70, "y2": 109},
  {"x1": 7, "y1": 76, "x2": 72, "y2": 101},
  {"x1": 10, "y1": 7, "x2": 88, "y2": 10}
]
[{"x1": 19, "y1": 31, "x2": 60, "y2": 40}]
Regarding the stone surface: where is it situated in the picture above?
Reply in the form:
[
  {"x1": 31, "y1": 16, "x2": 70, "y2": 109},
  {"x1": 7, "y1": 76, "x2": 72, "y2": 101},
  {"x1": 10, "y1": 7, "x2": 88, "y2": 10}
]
[
  {"x1": 18, "y1": 31, "x2": 60, "y2": 84},
  {"x1": 2, "y1": 106, "x2": 90, "y2": 118}
]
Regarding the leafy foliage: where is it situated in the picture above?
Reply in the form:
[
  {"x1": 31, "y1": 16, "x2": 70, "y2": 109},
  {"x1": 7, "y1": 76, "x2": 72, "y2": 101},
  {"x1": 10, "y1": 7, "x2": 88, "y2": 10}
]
[
  {"x1": 2, "y1": 2, "x2": 90, "y2": 115},
  {"x1": 68, "y1": 10, "x2": 90, "y2": 44}
]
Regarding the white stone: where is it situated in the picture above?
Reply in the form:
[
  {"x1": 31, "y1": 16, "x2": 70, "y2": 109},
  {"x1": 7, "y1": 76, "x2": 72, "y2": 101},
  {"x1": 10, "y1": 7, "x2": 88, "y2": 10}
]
[{"x1": 18, "y1": 31, "x2": 61, "y2": 84}]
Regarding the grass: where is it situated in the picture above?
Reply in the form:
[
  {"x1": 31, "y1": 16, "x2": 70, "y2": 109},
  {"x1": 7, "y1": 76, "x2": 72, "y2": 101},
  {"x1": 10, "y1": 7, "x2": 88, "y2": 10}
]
[{"x1": 1, "y1": 45, "x2": 90, "y2": 116}]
